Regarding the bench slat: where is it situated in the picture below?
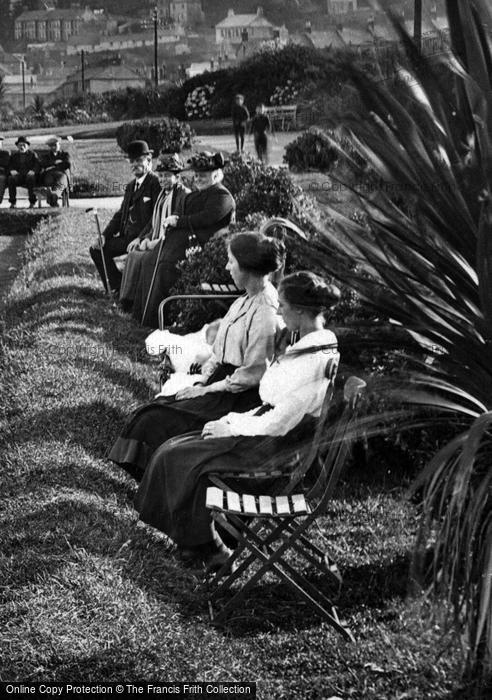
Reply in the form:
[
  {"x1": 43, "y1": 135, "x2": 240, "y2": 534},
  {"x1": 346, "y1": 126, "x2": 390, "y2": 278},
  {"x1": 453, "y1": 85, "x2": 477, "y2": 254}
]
[
  {"x1": 259, "y1": 496, "x2": 273, "y2": 514},
  {"x1": 242, "y1": 494, "x2": 258, "y2": 515},
  {"x1": 206, "y1": 486, "x2": 223, "y2": 510},
  {"x1": 226, "y1": 491, "x2": 241, "y2": 512}
]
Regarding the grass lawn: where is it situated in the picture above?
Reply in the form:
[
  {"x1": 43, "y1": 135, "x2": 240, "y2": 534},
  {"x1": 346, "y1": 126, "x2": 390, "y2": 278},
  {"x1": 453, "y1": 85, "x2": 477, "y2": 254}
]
[{"x1": 0, "y1": 210, "x2": 470, "y2": 698}]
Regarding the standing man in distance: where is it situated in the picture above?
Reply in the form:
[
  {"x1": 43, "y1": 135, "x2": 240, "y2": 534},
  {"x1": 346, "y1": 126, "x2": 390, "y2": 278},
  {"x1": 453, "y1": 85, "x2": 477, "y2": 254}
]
[
  {"x1": 231, "y1": 94, "x2": 249, "y2": 154},
  {"x1": 89, "y1": 140, "x2": 161, "y2": 296},
  {"x1": 251, "y1": 103, "x2": 272, "y2": 164}
]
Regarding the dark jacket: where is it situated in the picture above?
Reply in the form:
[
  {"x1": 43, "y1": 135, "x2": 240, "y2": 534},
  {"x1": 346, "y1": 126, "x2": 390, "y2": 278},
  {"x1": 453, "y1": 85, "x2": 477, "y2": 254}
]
[
  {"x1": 103, "y1": 172, "x2": 161, "y2": 242},
  {"x1": 40, "y1": 150, "x2": 71, "y2": 175},
  {"x1": 173, "y1": 182, "x2": 235, "y2": 248},
  {"x1": 232, "y1": 104, "x2": 250, "y2": 125},
  {"x1": 9, "y1": 150, "x2": 41, "y2": 176},
  {"x1": 0, "y1": 149, "x2": 10, "y2": 176},
  {"x1": 251, "y1": 113, "x2": 271, "y2": 135}
]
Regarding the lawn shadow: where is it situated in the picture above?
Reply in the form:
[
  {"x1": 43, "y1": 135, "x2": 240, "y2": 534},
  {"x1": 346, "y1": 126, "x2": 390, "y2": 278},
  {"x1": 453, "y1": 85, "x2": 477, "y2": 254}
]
[
  {"x1": 4, "y1": 282, "x2": 150, "y2": 361},
  {"x1": 5, "y1": 401, "x2": 129, "y2": 460}
]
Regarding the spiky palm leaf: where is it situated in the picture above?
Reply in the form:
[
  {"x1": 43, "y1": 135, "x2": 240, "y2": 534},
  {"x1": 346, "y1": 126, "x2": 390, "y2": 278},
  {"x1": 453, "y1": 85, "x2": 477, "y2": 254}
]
[{"x1": 299, "y1": 0, "x2": 492, "y2": 680}]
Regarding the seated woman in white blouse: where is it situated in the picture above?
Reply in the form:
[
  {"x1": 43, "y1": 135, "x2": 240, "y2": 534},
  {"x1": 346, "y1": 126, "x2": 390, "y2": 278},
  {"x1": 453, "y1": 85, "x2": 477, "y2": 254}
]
[
  {"x1": 134, "y1": 271, "x2": 341, "y2": 569},
  {"x1": 109, "y1": 231, "x2": 286, "y2": 481}
]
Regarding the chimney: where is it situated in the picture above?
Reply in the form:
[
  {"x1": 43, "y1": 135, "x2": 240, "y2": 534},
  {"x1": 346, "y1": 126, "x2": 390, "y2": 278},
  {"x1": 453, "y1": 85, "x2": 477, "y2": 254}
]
[
  {"x1": 227, "y1": 9, "x2": 234, "y2": 17},
  {"x1": 256, "y1": 6, "x2": 263, "y2": 16},
  {"x1": 304, "y1": 20, "x2": 312, "y2": 34},
  {"x1": 367, "y1": 15, "x2": 374, "y2": 33},
  {"x1": 431, "y1": 2, "x2": 438, "y2": 20}
]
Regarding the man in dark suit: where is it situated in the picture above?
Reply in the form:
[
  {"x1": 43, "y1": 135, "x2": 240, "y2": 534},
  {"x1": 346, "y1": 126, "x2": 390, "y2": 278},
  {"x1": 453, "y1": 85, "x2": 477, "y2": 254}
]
[
  {"x1": 40, "y1": 136, "x2": 71, "y2": 207},
  {"x1": 89, "y1": 140, "x2": 161, "y2": 295},
  {"x1": 0, "y1": 136, "x2": 9, "y2": 206},
  {"x1": 8, "y1": 136, "x2": 41, "y2": 208}
]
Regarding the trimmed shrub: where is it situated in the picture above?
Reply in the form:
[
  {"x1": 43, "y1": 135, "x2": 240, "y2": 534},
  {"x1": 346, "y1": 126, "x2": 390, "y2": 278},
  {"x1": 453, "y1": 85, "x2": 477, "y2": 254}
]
[
  {"x1": 222, "y1": 153, "x2": 263, "y2": 200},
  {"x1": 284, "y1": 128, "x2": 339, "y2": 172},
  {"x1": 115, "y1": 118, "x2": 194, "y2": 154},
  {"x1": 236, "y1": 165, "x2": 320, "y2": 229}
]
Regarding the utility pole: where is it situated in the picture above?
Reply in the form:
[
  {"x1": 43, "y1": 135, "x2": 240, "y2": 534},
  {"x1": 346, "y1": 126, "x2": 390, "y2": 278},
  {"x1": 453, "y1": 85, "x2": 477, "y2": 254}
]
[
  {"x1": 153, "y1": 6, "x2": 158, "y2": 89},
  {"x1": 414, "y1": 0, "x2": 422, "y2": 51},
  {"x1": 81, "y1": 49, "x2": 85, "y2": 93},
  {"x1": 21, "y1": 58, "x2": 25, "y2": 109}
]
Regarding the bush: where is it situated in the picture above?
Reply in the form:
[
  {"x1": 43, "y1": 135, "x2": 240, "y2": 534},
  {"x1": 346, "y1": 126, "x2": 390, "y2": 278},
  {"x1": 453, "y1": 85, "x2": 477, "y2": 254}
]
[
  {"x1": 115, "y1": 118, "x2": 194, "y2": 154},
  {"x1": 184, "y1": 84, "x2": 215, "y2": 120},
  {"x1": 222, "y1": 153, "x2": 263, "y2": 199},
  {"x1": 270, "y1": 80, "x2": 300, "y2": 106},
  {"x1": 236, "y1": 165, "x2": 320, "y2": 229},
  {"x1": 284, "y1": 128, "x2": 339, "y2": 172}
]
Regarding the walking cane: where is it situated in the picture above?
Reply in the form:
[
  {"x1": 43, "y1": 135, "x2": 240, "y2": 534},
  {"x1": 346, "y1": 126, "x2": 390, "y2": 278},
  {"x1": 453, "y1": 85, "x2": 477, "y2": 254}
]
[
  {"x1": 141, "y1": 228, "x2": 166, "y2": 327},
  {"x1": 86, "y1": 207, "x2": 111, "y2": 297}
]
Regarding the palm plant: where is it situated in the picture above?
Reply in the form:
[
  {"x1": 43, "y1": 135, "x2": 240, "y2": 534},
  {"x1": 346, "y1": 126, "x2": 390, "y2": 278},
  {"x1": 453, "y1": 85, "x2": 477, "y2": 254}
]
[{"x1": 303, "y1": 0, "x2": 492, "y2": 684}]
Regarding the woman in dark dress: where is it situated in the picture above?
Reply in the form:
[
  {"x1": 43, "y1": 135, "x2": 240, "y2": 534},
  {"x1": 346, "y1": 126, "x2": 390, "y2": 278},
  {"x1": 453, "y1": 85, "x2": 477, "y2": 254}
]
[
  {"x1": 133, "y1": 151, "x2": 236, "y2": 328},
  {"x1": 108, "y1": 231, "x2": 286, "y2": 481},
  {"x1": 119, "y1": 153, "x2": 189, "y2": 313},
  {"x1": 134, "y1": 272, "x2": 341, "y2": 569}
]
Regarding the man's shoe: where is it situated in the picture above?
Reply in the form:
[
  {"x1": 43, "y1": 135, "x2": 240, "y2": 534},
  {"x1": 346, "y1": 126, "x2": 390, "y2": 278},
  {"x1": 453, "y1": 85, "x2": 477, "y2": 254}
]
[
  {"x1": 29, "y1": 203, "x2": 36, "y2": 209},
  {"x1": 9, "y1": 203, "x2": 15, "y2": 209}
]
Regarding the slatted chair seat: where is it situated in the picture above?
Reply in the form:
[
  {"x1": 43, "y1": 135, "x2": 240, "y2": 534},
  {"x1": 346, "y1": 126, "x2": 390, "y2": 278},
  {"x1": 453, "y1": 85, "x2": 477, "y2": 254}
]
[
  {"x1": 207, "y1": 487, "x2": 311, "y2": 517},
  {"x1": 204, "y1": 371, "x2": 366, "y2": 642}
]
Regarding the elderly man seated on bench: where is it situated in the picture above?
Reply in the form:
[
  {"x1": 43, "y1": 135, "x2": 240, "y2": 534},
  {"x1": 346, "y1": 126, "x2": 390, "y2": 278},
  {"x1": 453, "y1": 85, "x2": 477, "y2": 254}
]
[
  {"x1": 40, "y1": 136, "x2": 71, "y2": 207},
  {"x1": 7, "y1": 136, "x2": 41, "y2": 209}
]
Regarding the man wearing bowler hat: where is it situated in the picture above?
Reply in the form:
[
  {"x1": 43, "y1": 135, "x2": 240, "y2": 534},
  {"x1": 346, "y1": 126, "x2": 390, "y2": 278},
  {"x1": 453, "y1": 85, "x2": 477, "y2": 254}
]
[
  {"x1": 89, "y1": 140, "x2": 161, "y2": 296},
  {"x1": 0, "y1": 136, "x2": 9, "y2": 206},
  {"x1": 40, "y1": 136, "x2": 71, "y2": 207},
  {"x1": 8, "y1": 136, "x2": 41, "y2": 208}
]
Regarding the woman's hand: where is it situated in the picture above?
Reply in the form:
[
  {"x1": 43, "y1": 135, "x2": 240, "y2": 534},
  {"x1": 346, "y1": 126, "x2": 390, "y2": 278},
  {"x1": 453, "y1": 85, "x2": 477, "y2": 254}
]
[
  {"x1": 175, "y1": 384, "x2": 207, "y2": 400},
  {"x1": 202, "y1": 421, "x2": 233, "y2": 439}
]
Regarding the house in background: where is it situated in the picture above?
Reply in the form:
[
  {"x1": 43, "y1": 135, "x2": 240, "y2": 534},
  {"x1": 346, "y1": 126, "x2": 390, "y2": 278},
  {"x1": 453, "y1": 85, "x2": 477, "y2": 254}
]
[
  {"x1": 14, "y1": 7, "x2": 95, "y2": 43},
  {"x1": 215, "y1": 7, "x2": 278, "y2": 45},
  {"x1": 55, "y1": 64, "x2": 145, "y2": 99}
]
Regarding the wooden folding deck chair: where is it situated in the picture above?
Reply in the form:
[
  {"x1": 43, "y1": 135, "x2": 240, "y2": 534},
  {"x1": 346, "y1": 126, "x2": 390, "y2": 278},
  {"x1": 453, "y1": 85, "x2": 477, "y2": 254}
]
[{"x1": 205, "y1": 373, "x2": 366, "y2": 641}]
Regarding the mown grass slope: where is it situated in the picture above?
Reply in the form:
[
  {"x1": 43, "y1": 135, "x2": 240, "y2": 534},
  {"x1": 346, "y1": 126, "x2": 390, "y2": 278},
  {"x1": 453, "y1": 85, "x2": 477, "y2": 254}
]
[{"x1": 0, "y1": 210, "x2": 468, "y2": 698}]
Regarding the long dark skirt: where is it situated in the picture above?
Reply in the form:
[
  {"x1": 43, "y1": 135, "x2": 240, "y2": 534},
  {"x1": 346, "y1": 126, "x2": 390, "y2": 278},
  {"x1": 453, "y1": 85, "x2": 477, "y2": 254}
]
[
  {"x1": 108, "y1": 364, "x2": 260, "y2": 481},
  {"x1": 132, "y1": 252, "x2": 179, "y2": 328},
  {"x1": 119, "y1": 249, "x2": 150, "y2": 306},
  {"x1": 134, "y1": 416, "x2": 316, "y2": 547}
]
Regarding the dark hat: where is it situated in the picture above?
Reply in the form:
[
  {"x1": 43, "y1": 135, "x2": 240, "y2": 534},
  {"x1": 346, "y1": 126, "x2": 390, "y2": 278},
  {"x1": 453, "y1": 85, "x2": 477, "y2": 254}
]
[
  {"x1": 126, "y1": 140, "x2": 153, "y2": 159},
  {"x1": 188, "y1": 151, "x2": 227, "y2": 172},
  {"x1": 156, "y1": 153, "x2": 185, "y2": 173},
  {"x1": 15, "y1": 136, "x2": 30, "y2": 146}
]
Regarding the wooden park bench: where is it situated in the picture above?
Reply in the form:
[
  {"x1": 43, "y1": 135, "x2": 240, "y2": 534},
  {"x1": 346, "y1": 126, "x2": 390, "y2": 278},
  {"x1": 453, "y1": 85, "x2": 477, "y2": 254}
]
[{"x1": 263, "y1": 104, "x2": 298, "y2": 131}]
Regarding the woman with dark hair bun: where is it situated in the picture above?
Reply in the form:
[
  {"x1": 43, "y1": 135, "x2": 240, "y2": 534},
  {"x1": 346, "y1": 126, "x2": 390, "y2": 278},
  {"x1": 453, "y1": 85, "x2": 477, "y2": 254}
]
[
  {"x1": 109, "y1": 231, "x2": 286, "y2": 482},
  {"x1": 134, "y1": 271, "x2": 341, "y2": 570}
]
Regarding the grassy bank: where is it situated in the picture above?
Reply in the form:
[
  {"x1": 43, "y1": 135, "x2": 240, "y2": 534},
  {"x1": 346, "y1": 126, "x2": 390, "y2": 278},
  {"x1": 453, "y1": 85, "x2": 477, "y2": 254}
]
[{"x1": 0, "y1": 209, "x2": 468, "y2": 698}]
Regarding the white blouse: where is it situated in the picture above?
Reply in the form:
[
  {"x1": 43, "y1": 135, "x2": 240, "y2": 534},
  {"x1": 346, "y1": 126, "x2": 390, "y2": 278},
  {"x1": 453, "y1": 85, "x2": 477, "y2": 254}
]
[
  {"x1": 200, "y1": 281, "x2": 281, "y2": 392},
  {"x1": 220, "y1": 329, "x2": 339, "y2": 437}
]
